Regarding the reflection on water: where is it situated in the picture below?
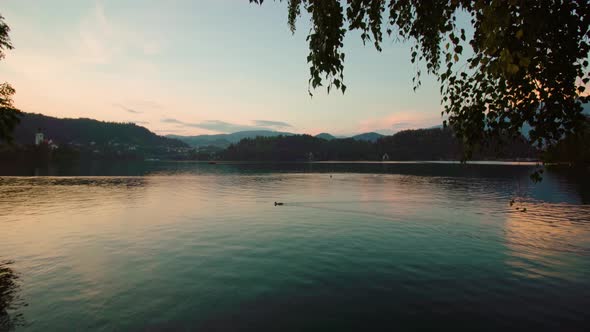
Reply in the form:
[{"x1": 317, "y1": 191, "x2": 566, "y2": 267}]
[
  {"x1": 504, "y1": 201, "x2": 590, "y2": 280},
  {"x1": 0, "y1": 260, "x2": 25, "y2": 331},
  {"x1": 0, "y1": 163, "x2": 589, "y2": 331}
]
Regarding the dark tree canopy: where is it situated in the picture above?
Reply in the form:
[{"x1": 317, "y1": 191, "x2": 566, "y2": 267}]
[
  {"x1": 0, "y1": 83, "x2": 20, "y2": 143},
  {"x1": 220, "y1": 128, "x2": 536, "y2": 162},
  {"x1": 0, "y1": 14, "x2": 20, "y2": 143},
  {"x1": 0, "y1": 14, "x2": 12, "y2": 60},
  {"x1": 251, "y1": 0, "x2": 590, "y2": 158}
]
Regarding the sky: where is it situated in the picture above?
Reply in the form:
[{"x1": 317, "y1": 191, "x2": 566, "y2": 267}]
[{"x1": 0, "y1": 0, "x2": 445, "y2": 136}]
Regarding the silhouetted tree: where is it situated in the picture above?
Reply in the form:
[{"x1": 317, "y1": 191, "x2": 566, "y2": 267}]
[
  {"x1": 221, "y1": 128, "x2": 536, "y2": 161},
  {"x1": 544, "y1": 116, "x2": 590, "y2": 164},
  {"x1": 0, "y1": 14, "x2": 20, "y2": 143},
  {"x1": 251, "y1": 1, "x2": 590, "y2": 158}
]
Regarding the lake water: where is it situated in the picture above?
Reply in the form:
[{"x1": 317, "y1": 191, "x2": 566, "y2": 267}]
[{"x1": 1, "y1": 162, "x2": 589, "y2": 331}]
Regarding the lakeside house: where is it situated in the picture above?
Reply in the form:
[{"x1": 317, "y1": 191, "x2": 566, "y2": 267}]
[{"x1": 35, "y1": 129, "x2": 44, "y2": 146}]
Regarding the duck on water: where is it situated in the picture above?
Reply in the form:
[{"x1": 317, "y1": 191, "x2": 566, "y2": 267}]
[{"x1": 274, "y1": 202, "x2": 284, "y2": 206}]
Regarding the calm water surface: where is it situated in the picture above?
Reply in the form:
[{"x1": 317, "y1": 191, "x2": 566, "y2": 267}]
[{"x1": 1, "y1": 162, "x2": 589, "y2": 331}]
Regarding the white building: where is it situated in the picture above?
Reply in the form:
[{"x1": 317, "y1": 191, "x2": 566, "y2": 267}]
[
  {"x1": 35, "y1": 131, "x2": 44, "y2": 146},
  {"x1": 48, "y1": 139, "x2": 58, "y2": 150}
]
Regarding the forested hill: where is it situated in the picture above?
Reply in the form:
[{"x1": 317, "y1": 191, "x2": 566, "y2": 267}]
[
  {"x1": 170, "y1": 131, "x2": 384, "y2": 148},
  {"x1": 221, "y1": 128, "x2": 537, "y2": 162},
  {"x1": 168, "y1": 130, "x2": 294, "y2": 148},
  {"x1": 9, "y1": 113, "x2": 187, "y2": 148}
]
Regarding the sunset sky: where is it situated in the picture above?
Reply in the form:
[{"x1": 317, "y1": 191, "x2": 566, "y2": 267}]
[{"x1": 0, "y1": 0, "x2": 444, "y2": 136}]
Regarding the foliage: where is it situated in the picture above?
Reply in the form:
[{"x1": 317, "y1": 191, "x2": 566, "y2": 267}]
[
  {"x1": 0, "y1": 113, "x2": 191, "y2": 162},
  {"x1": 221, "y1": 127, "x2": 536, "y2": 161},
  {"x1": 251, "y1": 0, "x2": 590, "y2": 158},
  {"x1": 375, "y1": 127, "x2": 462, "y2": 160},
  {"x1": 169, "y1": 130, "x2": 295, "y2": 148},
  {"x1": 0, "y1": 83, "x2": 21, "y2": 143},
  {"x1": 376, "y1": 127, "x2": 534, "y2": 161},
  {"x1": 0, "y1": 14, "x2": 12, "y2": 60},
  {"x1": 10, "y1": 113, "x2": 187, "y2": 148},
  {"x1": 0, "y1": 14, "x2": 21, "y2": 143},
  {"x1": 543, "y1": 116, "x2": 590, "y2": 164}
]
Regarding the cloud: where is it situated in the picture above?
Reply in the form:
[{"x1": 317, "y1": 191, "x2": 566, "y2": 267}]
[
  {"x1": 253, "y1": 120, "x2": 292, "y2": 128},
  {"x1": 155, "y1": 129, "x2": 187, "y2": 134},
  {"x1": 159, "y1": 118, "x2": 291, "y2": 133},
  {"x1": 75, "y1": 1, "x2": 164, "y2": 65},
  {"x1": 358, "y1": 111, "x2": 444, "y2": 135},
  {"x1": 113, "y1": 103, "x2": 142, "y2": 114},
  {"x1": 390, "y1": 122, "x2": 413, "y2": 130},
  {"x1": 142, "y1": 40, "x2": 162, "y2": 56},
  {"x1": 161, "y1": 118, "x2": 185, "y2": 124},
  {"x1": 76, "y1": 1, "x2": 115, "y2": 64},
  {"x1": 186, "y1": 120, "x2": 268, "y2": 133}
]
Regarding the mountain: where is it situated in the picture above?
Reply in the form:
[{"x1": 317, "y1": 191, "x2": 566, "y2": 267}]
[
  {"x1": 315, "y1": 133, "x2": 336, "y2": 140},
  {"x1": 169, "y1": 130, "x2": 294, "y2": 148},
  {"x1": 166, "y1": 134, "x2": 232, "y2": 148},
  {"x1": 172, "y1": 131, "x2": 387, "y2": 147},
  {"x1": 221, "y1": 128, "x2": 537, "y2": 162},
  {"x1": 352, "y1": 132, "x2": 385, "y2": 142},
  {"x1": 9, "y1": 113, "x2": 187, "y2": 148}
]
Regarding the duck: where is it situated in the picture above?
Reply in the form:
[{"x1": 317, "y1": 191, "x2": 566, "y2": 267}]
[{"x1": 274, "y1": 202, "x2": 284, "y2": 206}]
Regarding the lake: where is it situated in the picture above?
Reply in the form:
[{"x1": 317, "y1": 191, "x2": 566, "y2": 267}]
[{"x1": 1, "y1": 162, "x2": 589, "y2": 331}]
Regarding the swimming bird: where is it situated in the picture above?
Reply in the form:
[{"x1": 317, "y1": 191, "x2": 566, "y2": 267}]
[{"x1": 274, "y1": 202, "x2": 284, "y2": 206}]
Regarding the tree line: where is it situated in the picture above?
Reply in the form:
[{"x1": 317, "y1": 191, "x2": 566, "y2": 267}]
[
  {"x1": 220, "y1": 127, "x2": 538, "y2": 162},
  {"x1": 8, "y1": 113, "x2": 186, "y2": 148}
]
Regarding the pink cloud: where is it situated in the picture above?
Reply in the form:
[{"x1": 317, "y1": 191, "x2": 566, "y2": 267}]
[{"x1": 357, "y1": 111, "x2": 444, "y2": 134}]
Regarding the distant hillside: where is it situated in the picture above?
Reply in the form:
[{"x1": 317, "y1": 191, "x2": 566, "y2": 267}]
[
  {"x1": 315, "y1": 133, "x2": 336, "y2": 140},
  {"x1": 10, "y1": 113, "x2": 187, "y2": 148},
  {"x1": 352, "y1": 132, "x2": 385, "y2": 142},
  {"x1": 169, "y1": 130, "x2": 294, "y2": 148},
  {"x1": 220, "y1": 128, "x2": 537, "y2": 162},
  {"x1": 167, "y1": 135, "x2": 233, "y2": 148},
  {"x1": 171, "y1": 130, "x2": 389, "y2": 147}
]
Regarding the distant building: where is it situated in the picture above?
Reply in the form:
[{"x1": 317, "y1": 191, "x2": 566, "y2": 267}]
[
  {"x1": 35, "y1": 130, "x2": 44, "y2": 146},
  {"x1": 48, "y1": 139, "x2": 58, "y2": 150}
]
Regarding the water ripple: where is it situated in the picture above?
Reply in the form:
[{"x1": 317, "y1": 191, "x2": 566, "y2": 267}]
[{"x1": 1, "y1": 168, "x2": 589, "y2": 331}]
